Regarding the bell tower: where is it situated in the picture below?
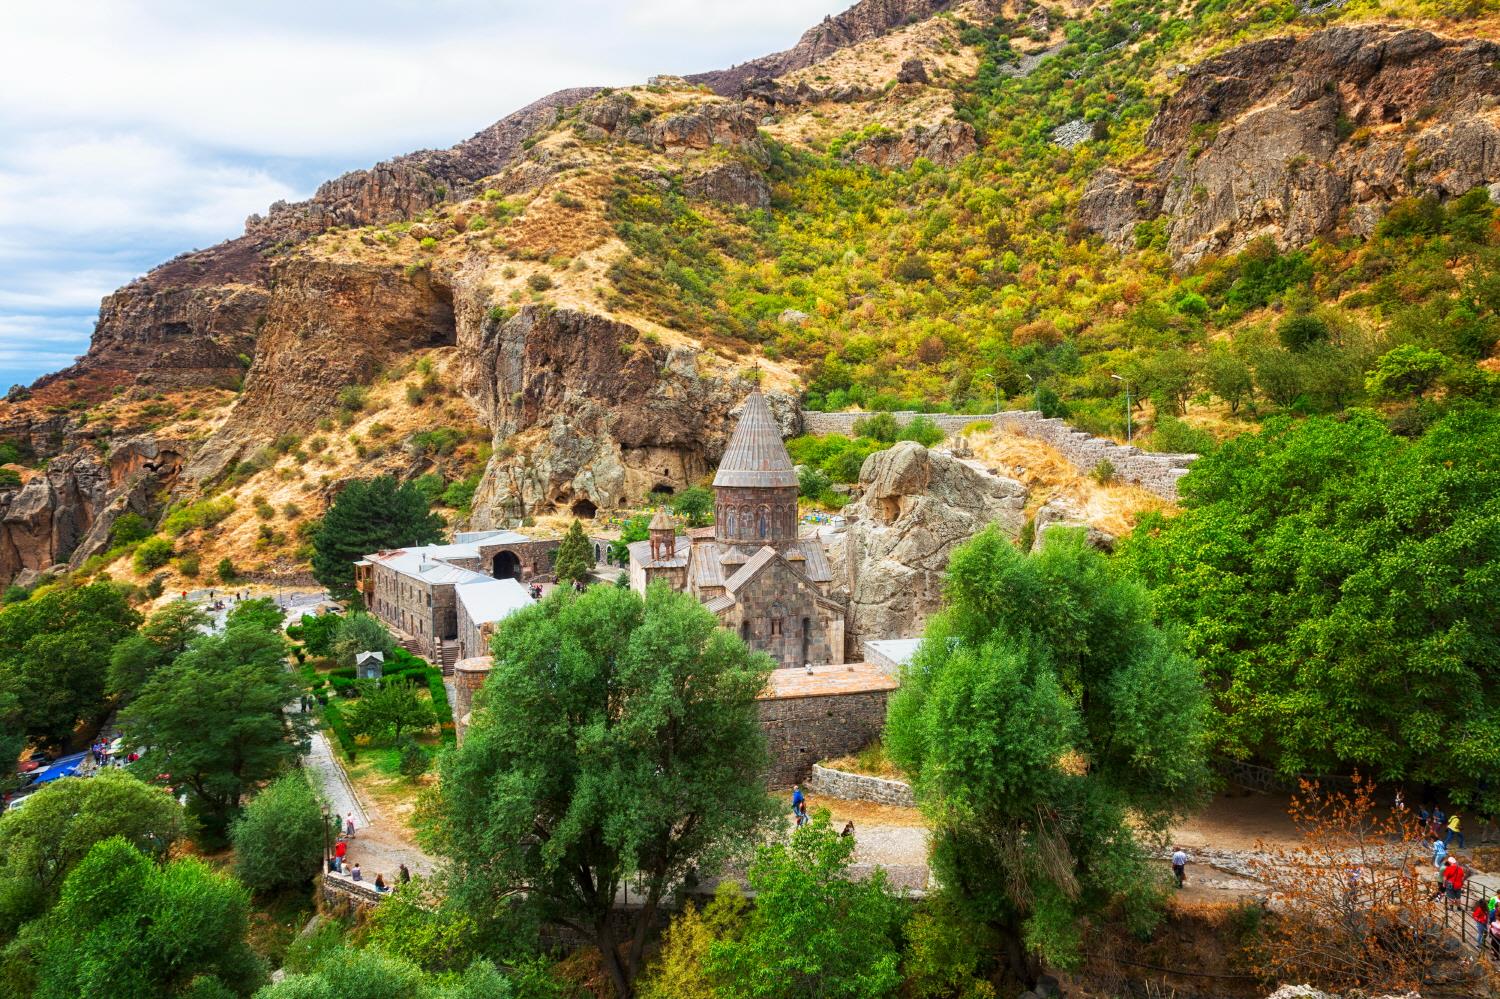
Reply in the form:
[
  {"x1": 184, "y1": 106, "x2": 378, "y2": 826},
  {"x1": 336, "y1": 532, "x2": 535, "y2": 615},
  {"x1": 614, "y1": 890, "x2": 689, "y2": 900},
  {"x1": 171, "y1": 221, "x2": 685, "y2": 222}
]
[{"x1": 712, "y1": 391, "x2": 800, "y2": 548}]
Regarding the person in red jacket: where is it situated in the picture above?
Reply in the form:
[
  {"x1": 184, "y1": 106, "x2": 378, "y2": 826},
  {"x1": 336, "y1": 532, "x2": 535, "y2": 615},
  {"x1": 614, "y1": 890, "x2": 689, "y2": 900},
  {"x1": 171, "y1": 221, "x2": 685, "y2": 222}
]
[{"x1": 1434, "y1": 856, "x2": 1465, "y2": 908}]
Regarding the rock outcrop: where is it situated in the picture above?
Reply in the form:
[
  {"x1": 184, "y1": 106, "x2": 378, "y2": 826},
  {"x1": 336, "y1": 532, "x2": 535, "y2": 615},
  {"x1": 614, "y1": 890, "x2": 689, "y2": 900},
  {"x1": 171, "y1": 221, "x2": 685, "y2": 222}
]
[
  {"x1": 459, "y1": 306, "x2": 796, "y2": 519},
  {"x1": 830, "y1": 442, "x2": 1025, "y2": 646},
  {"x1": 845, "y1": 120, "x2": 978, "y2": 169},
  {"x1": 1080, "y1": 25, "x2": 1500, "y2": 264},
  {"x1": 686, "y1": 0, "x2": 961, "y2": 96},
  {"x1": 0, "y1": 435, "x2": 183, "y2": 581},
  {"x1": 1030, "y1": 497, "x2": 1116, "y2": 553}
]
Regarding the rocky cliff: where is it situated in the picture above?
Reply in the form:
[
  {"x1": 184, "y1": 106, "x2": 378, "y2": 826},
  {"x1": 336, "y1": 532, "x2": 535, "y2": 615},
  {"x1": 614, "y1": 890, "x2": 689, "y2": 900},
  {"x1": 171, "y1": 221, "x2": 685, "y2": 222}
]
[
  {"x1": 1080, "y1": 25, "x2": 1500, "y2": 264},
  {"x1": 830, "y1": 442, "x2": 1025, "y2": 646}
]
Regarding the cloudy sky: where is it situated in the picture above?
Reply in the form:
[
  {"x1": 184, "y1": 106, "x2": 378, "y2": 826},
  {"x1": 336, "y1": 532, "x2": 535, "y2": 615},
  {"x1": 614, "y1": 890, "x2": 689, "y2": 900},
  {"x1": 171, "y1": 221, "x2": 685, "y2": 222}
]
[{"x1": 0, "y1": 0, "x2": 849, "y2": 387}]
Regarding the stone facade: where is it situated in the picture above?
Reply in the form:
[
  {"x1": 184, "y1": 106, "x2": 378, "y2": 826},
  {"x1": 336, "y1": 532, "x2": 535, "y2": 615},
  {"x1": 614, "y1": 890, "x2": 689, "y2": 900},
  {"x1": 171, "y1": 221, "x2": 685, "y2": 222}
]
[
  {"x1": 808, "y1": 764, "x2": 915, "y2": 807},
  {"x1": 631, "y1": 391, "x2": 846, "y2": 669},
  {"x1": 451, "y1": 656, "x2": 492, "y2": 742},
  {"x1": 355, "y1": 530, "x2": 548, "y2": 659},
  {"x1": 758, "y1": 684, "x2": 891, "y2": 787}
]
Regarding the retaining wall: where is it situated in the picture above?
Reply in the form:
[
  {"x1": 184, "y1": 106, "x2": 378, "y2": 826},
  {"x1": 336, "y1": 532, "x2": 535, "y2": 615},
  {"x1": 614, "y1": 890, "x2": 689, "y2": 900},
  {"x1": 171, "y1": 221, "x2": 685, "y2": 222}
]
[
  {"x1": 758, "y1": 689, "x2": 890, "y2": 786},
  {"x1": 808, "y1": 764, "x2": 915, "y2": 807},
  {"x1": 797, "y1": 408, "x2": 1196, "y2": 501},
  {"x1": 320, "y1": 872, "x2": 384, "y2": 912}
]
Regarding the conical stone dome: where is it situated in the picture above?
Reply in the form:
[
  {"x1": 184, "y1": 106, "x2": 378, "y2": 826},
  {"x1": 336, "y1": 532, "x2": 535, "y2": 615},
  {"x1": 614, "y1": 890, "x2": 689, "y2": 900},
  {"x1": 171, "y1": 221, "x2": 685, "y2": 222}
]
[{"x1": 713, "y1": 391, "x2": 798, "y2": 489}]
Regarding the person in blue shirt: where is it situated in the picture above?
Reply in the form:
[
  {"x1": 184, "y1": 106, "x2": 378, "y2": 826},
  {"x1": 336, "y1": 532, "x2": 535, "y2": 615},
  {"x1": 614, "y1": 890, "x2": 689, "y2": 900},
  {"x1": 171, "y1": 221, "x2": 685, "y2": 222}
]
[{"x1": 792, "y1": 785, "x2": 806, "y2": 826}]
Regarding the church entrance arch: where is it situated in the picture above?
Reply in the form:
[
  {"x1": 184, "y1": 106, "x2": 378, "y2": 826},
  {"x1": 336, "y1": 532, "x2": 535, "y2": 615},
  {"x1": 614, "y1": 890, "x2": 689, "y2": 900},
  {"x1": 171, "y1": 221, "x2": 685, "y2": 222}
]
[{"x1": 492, "y1": 550, "x2": 522, "y2": 581}]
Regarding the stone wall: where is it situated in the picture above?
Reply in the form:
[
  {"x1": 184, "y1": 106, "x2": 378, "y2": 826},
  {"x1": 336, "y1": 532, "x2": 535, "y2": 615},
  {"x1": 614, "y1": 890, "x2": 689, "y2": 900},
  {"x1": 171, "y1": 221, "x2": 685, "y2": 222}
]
[
  {"x1": 808, "y1": 764, "x2": 915, "y2": 807},
  {"x1": 319, "y1": 872, "x2": 384, "y2": 912},
  {"x1": 757, "y1": 688, "x2": 889, "y2": 786},
  {"x1": 798, "y1": 409, "x2": 1196, "y2": 500},
  {"x1": 452, "y1": 656, "x2": 492, "y2": 744}
]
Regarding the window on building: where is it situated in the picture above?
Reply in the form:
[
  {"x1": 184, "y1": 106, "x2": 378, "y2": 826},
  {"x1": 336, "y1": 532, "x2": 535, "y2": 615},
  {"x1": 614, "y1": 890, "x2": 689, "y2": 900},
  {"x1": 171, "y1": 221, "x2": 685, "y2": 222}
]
[{"x1": 770, "y1": 619, "x2": 782, "y2": 636}]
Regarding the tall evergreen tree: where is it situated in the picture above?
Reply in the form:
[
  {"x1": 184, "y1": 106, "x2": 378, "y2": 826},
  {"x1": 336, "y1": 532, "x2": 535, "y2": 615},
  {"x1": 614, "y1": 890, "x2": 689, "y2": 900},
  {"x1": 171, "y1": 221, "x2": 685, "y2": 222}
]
[
  {"x1": 311, "y1": 476, "x2": 444, "y2": 601},
  {"x1": 551, "y1": 519, "x2": 593, "y2": 586}
]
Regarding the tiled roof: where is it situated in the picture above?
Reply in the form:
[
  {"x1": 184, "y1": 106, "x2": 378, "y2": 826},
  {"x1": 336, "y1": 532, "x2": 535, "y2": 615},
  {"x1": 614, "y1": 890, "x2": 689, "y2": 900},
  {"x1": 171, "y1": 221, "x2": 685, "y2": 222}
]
[
  {"x1": 759, "y1": 662, "x2": 899, "y2": 700},
  {"x1": 648, "y1": 509, "x2": 676, "y2": 531},
  {"x1": 627, "y1": 538, "x2": 689, "y2": 569},
  {"x1": 724, "y1": 546, "x2": 781, "y2": 593},
  {"x1": 713, "y1": 391, "x2": 798, "y2": 489}
]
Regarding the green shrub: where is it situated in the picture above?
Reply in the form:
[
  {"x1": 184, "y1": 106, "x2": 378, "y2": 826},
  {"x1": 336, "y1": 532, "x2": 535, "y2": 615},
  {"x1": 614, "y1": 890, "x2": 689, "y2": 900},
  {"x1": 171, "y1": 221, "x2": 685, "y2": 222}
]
[
  {"x1": 230, "y1": 772, "x2": 324, "y2": 892},
  {"x1": 0, "y1": 469, "x2": 20, "y2": 491},
  {"x1": 1277, "y1": 313, "x2": 1330, "y2": 352},
  {"x1": 161, "y1": 497, "x2": 235, "y2": 536},
  {"x1": 176, "y1": 552, "x2": 201, "y2": 578},
  {"x1": 109, "y1": 512, "x2": 152, "y2": 546},
  {"x1": 1147, "y1": 415, "x2": 1217, "y2": 455},
  {"x1": 132, "y1": 536, "x2": 174, "y2": 573},
  {"x1": 398, "y1": 738, "x2": 430, "y2": 777},
  {"x1": 898, "y1": 415, "x2": 944, "y2": 447},
  {"x1": 216, "y1": 557, "x2": 238, "y2": 583},
  {"x1": 526, "y1": 273, "x2": 554, "y2": 292},
  {"x1": 336, "y1": 385, "x2": 368, "y2": 412},
  {"x1": 1091, "y1": 459, "x2": 1116, "y2": 485}
]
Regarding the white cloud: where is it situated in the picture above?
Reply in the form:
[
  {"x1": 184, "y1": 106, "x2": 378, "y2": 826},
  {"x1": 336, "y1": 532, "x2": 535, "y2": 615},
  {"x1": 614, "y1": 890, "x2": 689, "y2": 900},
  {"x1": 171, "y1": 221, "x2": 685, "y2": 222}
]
[{"x1": 0, "y1": 0, "x2": 851, "y2": 386}]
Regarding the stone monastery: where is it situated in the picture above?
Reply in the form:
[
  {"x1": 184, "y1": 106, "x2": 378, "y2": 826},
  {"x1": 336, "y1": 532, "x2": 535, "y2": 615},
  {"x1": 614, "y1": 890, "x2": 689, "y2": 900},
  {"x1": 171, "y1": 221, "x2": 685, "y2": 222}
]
[{"x1": 628, "y1": 390, "x2": 846, "y2": 669}]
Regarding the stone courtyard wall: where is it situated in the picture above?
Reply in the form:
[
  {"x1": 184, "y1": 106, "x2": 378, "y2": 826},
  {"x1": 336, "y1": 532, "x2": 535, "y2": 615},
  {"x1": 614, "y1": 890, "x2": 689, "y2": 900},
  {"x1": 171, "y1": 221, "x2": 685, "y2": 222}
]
[
  {"x1": 798, "y1": 409, "x2": 1196, "y2": 500},
  {"x1": 808, "y1": 763, "x2": 915, "y2": 807},
  {"x1": 757, "y1": 689, "x2": 889, "y2": 786}
]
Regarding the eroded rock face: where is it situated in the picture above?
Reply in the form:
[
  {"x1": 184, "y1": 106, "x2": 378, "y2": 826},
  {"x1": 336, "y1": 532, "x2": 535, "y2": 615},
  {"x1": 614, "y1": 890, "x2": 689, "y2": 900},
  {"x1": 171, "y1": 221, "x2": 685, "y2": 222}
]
[
  {"x1": 846, "y1": 120, "x2": 977, "y2": 169},
  {"x1": 1080, "y1": 25, "x2": 1500, "y2": 264},
  {"x1": 687, "y1": 0, "x2": 959, "y2": 96},
  {"x1": 684, "y1": 160, "x2": 772, "y2": 208},
  {"x1": 459, "y1": 306, "x2": 796, "y2": 519},
  {"x1": 830, "y1": 442, "x2": 1025, "y2": 647}
]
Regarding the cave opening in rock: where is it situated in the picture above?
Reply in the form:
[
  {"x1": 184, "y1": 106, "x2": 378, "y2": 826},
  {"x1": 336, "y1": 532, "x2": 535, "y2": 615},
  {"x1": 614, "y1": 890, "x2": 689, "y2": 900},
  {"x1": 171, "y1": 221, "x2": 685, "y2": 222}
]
[
  {"x1": 571, "y1": 498, "x2": 598, "y2": 519},
  {"x1": 651, "y1": 483, "x2": 675, "y2": 496},
  {"x1": 425, "y1": 280, "x2": 458, "y2": 347}
]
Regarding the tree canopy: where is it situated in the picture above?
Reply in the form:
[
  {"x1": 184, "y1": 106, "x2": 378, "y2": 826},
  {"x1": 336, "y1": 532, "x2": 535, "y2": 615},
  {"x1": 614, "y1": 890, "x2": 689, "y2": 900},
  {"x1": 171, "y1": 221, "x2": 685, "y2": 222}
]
[
  {"x1": 24, "y1": 836, "x2": 264, "y2": 998},
  {"x1": 886, "y1": 527, "x2": 1209, "y2": 990},
  {"x1": 427, "y1": 583, "x2": 775, "y2": 998},
  {"x1": 121, "y1": 619, "x2": 310, "y2": 833},
  {"x1": 311, "y1": 477, "x2": 444, "y2": 601},
  {"x1": 1121, "y1": 408, "x2": 1500, "y2": 803},
  {"x1": 230, "y1": 771, "x2": 325, "y2": 894},
  {"x1": 0, "y1": 582, "x2": 140, "y2": 747},
  {"x1": 107, "y1": 600, "x2": 210, "y2": 702},
  {"x1": 0, "y1": 769, "x2": 185, "y2": 938},
  {"x1": 551, "y1": 520, "x2": 593, "y2": 586}
]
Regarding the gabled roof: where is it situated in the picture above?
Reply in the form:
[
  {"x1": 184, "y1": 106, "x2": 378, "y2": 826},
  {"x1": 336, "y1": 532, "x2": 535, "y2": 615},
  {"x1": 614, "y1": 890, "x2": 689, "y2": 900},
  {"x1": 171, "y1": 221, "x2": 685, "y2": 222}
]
[
  {"x1": 648, "y1": 509, "x2": 675, "y2": 531},
  {"x1": 454, "y1": 577, "x2": 534, "y2": 626},
  {"x1": 713, "y1": 391, "x2": 798, "y2": 489},
  {"x1": 723, "y1": 545, "x2": 782, "y2": 593}
]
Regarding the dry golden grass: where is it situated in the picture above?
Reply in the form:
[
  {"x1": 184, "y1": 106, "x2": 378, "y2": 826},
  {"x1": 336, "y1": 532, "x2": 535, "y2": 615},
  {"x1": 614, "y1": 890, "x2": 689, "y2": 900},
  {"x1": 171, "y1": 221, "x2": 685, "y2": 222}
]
[{"x1": 968, "y1": 425, "x2": 1172, "y2": 537}]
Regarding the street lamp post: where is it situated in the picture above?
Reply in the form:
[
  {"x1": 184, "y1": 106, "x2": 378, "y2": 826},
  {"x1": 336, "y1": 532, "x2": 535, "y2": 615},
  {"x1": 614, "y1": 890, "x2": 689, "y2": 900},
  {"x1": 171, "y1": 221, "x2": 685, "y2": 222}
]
[
  {"x1": 1026, "y1": 373, "x2": 1040, "y2": 414},
  {"x1": 1111, "y1": 374, "x2": 1132, "y2": 442}
]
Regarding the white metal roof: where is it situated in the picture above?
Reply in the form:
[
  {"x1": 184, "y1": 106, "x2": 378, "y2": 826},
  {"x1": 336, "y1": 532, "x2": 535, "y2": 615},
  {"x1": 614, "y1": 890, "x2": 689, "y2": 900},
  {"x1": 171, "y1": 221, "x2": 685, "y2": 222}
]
[{"x1": 455, "y1": 577, "x2": 535, "y2": 626}]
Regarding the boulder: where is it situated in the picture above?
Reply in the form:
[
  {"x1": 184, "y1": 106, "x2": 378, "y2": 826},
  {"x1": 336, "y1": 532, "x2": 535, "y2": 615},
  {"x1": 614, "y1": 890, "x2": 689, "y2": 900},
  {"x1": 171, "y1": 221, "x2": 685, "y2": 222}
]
[
  {"x1": 1030, "y1": 498, "x2": 1116, "y2": 553},
  {"x1": 897, "y1": 58, "x2": 929, "y2": 85},
  {"x1": 830, "y1": 442, "x2": 1025, "y2": 646},
  {"x1": 846, "y1": 120, "x2": 978, "y2": 169}
]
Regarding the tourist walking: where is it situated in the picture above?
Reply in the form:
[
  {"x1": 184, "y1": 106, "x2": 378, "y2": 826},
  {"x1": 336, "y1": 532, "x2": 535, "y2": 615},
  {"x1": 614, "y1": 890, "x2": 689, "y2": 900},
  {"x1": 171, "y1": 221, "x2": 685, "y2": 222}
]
[
  {"x1": 399, "y1": 863, "x2": 410, "y2": 885},
  {"x1": 1449, "y1": 812, "x2": 1465, "y2": 849},
  {"x1": 345, "y1": 812, "x2": 356, "y2": 838},
  {"x1": 1433, "y1": 856, "x2": 1466, "y2": 907},
  {"x1": 1434, "y1": 836, "x2": 1448, "y2": 869},
  {"x1": 1475, "y1": 899, "x2": 1493, "y2": 950},
  {"x1": 1171, "y1": 847, "x2": 1188, "y2": 889},
  {"x1": 1489, "y1": 916, "x2": 1500, "y2": 960}
]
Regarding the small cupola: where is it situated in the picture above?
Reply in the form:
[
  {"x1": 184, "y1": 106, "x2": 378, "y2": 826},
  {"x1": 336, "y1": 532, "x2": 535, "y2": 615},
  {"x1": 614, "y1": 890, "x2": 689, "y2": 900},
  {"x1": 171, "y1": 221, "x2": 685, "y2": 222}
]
[{"x1": 648, "y1": 509, "x2": 676, "y2": 560}]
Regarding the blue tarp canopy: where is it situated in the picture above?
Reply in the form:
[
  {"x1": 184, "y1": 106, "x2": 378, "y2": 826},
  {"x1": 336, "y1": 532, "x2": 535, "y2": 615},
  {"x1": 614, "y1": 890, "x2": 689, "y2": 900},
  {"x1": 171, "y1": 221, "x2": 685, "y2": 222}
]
[{"x1": 30, "y1": 751, "x2": 88, "y2": 785}]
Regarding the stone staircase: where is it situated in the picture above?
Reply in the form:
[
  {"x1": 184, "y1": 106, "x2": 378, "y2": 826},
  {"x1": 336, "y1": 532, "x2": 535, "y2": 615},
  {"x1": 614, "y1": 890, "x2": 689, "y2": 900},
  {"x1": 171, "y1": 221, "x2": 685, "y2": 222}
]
[{"x1": 438, "y1": 641, "x2": 459, "y2": 677}]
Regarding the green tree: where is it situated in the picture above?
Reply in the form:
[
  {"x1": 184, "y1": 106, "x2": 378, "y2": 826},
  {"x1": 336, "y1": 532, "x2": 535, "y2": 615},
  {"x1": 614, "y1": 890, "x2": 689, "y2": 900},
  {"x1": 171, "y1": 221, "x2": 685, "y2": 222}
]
[
  {"x1": 120, "y1": 621, "x2": 310, "y2": 834},
  {"x1": 230, "y1": 772, "x2": 325, "y2": 893},
  {"x1": 0, "y1": 582, "x2": 140, "y2": 746},
  {"x1": 254, "y1": 946, "x2": 551, "y2": 999},
  {"x1": 108, "y1": 600, "x2": 210, "y2": 701},
  {"x1": 297, "y1": 612, "x2": 342, "y2": 658},
  {"x1": 110, "y1": 512, "x2": 152, "y2": 546},
  {"x1": 1251, "y1": 346, "x2": 1305, "y2": 409},
  {"x1": 29, "y1": 837, "x2": 265, "y2": 998},
  {"x1": 671, "y1": 485, "x2": 715, "y2": 527},
  {"x1": 609, "y1": 514, "x2": 651, "y2": 564},
  {"x1": 1122, "y1": 409, "x2": 1500, "y2": 803},
  {"x1": 132, "y1": 536, "x2": 175, "y2": 573},
  {"x1": 429, "y1": 584, "x2": 775, "y2": 998},
  {"x1": 637, "y1": 883, "x2": 747, "y2": 999},
  {"x1": 1364, "y1": 344, "x2": 1449, "y2": 400},
  {"x1": 365, "y1": 877, "x2": 482, "y2": 973},
  {"x1": 311, "y1": 477, "x2": 444, "y2": 600},
  {"x1": 705, "y1": 814, "x2": 906, "y2": 999},
  {"x1": 330, "y1": 612, "x2": 396, "y2": 667},
  {"x1": 1277, "y1": 313, "x2": 1330, "y2": 352},
  {"x1": 0, "y1": 769, "x2": 184, "y2": 937},
  {"x1": 886, "y1": 528, "x2": 1209, "y2": 991},
  {"x1": 551, "y1": 519, "x2": 593, "y2": 586},
  {"x1": 345, "y1": 679, "x2": 436, "y2": 745},
  {"x1": 228, "y1": 597, "x2": 286, "y2": 634},
  {"x1": 1204, "y1": 347, "x2": 1253, "y2": 415}
]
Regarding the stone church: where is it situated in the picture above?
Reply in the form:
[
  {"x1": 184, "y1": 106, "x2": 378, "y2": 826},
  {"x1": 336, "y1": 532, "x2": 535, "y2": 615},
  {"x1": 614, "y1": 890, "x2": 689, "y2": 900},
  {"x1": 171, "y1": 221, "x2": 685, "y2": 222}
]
[{"x1": 628, "y1": 391, "x2": 845, "y2": 669}]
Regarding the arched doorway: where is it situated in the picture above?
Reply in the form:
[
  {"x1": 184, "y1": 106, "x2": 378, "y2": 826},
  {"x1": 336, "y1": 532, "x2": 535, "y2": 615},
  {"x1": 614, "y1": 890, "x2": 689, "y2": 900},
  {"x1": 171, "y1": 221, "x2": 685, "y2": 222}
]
[{"x1": 492, "y1": 550, "x2": 522, "y2": 581}]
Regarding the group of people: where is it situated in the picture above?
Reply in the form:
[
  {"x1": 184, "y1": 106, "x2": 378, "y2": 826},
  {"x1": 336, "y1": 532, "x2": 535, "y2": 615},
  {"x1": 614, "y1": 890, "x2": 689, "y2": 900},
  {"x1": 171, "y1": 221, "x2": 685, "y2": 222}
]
[{"x1": 325, "y1": 812, "x2": 411, "y2": 896}]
